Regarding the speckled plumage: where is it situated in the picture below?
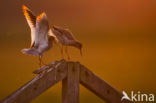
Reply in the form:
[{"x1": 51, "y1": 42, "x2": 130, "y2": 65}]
[{"x1": 51, "y1": 26, "x2": 82, "y2": 59}]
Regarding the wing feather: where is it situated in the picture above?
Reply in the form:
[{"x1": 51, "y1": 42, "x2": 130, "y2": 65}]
[
  {"x1": 35, "y1": 12, "x2": 49, "y2": 46},
  {"x1": 22, "y1": 5, "x2": 36, "y2": 47}
]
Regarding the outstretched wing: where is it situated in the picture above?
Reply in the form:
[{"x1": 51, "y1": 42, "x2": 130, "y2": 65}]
[
  {"x1": 22, "y1": 5, "x2": 36, "y2": 47},
  {"x1": 52, "y1": 26, "x2": 75, "y2": 40},
  {"x1": 35, "y1": 12, "x2": 49, "y2": 46}
]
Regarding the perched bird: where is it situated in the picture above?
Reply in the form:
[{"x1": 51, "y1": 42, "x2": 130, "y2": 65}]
[
  {"x1": 21, "y1": 5, "x2": 55, "y2": 67},
  {"x1": 51, "y1": 26, "x2": 82, "y2": 60}
]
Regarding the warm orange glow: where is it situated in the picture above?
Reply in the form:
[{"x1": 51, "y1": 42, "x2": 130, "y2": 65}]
[
  {"x1": 0, "y1": 0, "x2": 156, "y2": 103},
  {"x1": 22, "y1": 5, "x2": 30, "y2": 17},
  {"x1": 37, "y1": 12, "x2": 46, "y2": 21}
]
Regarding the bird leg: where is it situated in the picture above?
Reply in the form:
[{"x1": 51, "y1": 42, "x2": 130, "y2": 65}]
[
  {"x1": 38, "y1": 55, "x2": 48, "y2": 78},
  {"x1": 41, "y1": 60, "x2": 48, "y2": 66},
  {"x1": 65, "y1": 46, "x2": 70, "y2": 60},
  {"x1": 39, "y1": 55, "x2": 50, "y2": 67},
  {"x1": 60, "y1": 45, "x2": 64, "y2": 59},
  {"x1": 38, "y1": 55, "x2": 42, "y2": 68}
]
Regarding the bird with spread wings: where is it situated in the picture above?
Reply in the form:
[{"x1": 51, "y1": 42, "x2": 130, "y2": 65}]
[{"x1": 21, "y1": 5, "x2": 55, "y2": 67}]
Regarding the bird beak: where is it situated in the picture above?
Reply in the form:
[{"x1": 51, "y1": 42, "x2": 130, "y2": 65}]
[{"x1": 80, "y1": 48, "x2": 82, "y2": 56}]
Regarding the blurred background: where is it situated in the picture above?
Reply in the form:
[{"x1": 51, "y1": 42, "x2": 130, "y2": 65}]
[{"x1": 0, "y1": 0, "x2": 156, "y2": 103}]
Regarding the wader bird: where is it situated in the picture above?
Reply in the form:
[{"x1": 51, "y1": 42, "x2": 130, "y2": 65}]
[
  {"x1": 21, "y1": 5, "x2": 55, "y2": 67},
  {"x1": 52, "y1": 26, "x2": 82, "y2": 60}
]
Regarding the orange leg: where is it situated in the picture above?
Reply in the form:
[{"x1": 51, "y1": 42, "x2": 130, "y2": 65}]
[
  {"x1": 41, "y1": 59, "x2": 48, "y2": 66},
  {"x1": 65, "y1": 46, "x2": 70, "y2": 60},
  {"x1": 39, "y1": 55, "x2": 49, "y2": 67},
  {"x1": 38, "y1": 55, "x2": 42, "y2": 68},
  {"x1": 60, "y1": 45, "x2": 64, "y2": 59}
]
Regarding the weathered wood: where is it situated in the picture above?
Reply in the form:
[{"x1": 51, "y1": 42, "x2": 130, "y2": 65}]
[
  {"x1": 62, "y1": 62, "x2": 80, "y2": 103},
  {"x1": 79, "y1": 64, "x2": 133, "y2": 103},
  {"x1": 2, "y1": 60, "x2": 67, "y2": 103},
  {"x1": 2, "y1": 59, "x2": 132, "y2": 103}
]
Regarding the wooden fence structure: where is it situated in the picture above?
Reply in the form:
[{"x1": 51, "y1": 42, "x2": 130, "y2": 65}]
[{"x1": 2, "y1": 59, "x2": 133, "y2": 103}]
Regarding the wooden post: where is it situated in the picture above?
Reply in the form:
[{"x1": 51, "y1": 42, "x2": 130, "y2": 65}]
[
  {"x1": 62, "y1": 62, "x2": 80, "y2": 103},
  {"x1": 79, "y1": 64, "x2": 133, "y2": 103},
  {"x1": 2, "y1": 60, "x2": 133, "y2": 103},
  {"x1": 2, "y1": 60, "x2": 67, "y2": 103}
]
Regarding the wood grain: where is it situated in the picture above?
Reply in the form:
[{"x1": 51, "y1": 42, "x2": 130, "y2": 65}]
[
  {"x1": 2, "y1": 60, "x2": 67, "y2": 103},
  {"x1": 62, "y1": 62, "x2": 80, "y2": 103}
]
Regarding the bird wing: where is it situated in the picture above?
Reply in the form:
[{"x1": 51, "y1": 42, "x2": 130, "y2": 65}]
[
  {"x1": 35, "y1": 12, "x2": 49, "y2": 46},
  {"x1": 52, "y1": 26, "x2": 75, "y2": 40},
  {"x1": 63, "y1": 29, "x2": 75, "y2": 40},
  {"x1": 22, "y1": 5, "x2": 36, "y2": 47}
]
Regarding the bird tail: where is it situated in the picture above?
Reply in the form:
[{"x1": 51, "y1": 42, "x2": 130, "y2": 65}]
[{"x1": 21, "y1": 48, "x2": 39, "y2": 56}]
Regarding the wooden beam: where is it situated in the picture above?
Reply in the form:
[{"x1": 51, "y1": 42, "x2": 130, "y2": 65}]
[
  {"x1": 62, "y1": 62, "x2": 80, "y2": 103},
  {"x1": 79, "y1": 64, "x2": 133, "y2": 103},
  {"x1": 2, "y1": 60, "x2": 67, "y2": 103},
  {"x1": 2, "y1": 60, "x2": 133, "y2": 103}
]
